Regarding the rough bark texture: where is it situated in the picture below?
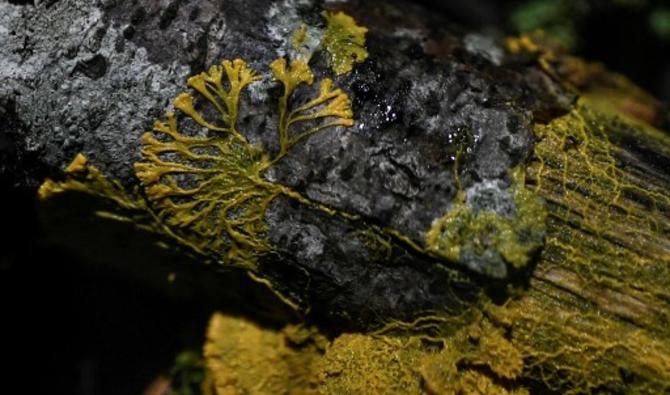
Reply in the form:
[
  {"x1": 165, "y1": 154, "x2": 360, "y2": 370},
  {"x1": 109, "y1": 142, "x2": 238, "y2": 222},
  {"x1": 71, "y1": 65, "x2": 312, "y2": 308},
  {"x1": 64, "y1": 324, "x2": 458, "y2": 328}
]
[
  {"x1": 1, "y1": 0, "x2": 573, "y2": 327},
  {"x1": 2, "y1": 0, "x2": 670, "y2": 394}
]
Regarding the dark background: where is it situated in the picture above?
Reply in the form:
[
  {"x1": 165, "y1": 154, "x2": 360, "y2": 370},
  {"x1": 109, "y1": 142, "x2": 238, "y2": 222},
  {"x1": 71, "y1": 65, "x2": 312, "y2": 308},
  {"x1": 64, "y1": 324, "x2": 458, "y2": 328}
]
[
  {"x1": 424, "y1": 0, "x2": 670, "y2": 102},
  {"x1": 2, "y1": 0, "x2": 670, "y2": 394}
]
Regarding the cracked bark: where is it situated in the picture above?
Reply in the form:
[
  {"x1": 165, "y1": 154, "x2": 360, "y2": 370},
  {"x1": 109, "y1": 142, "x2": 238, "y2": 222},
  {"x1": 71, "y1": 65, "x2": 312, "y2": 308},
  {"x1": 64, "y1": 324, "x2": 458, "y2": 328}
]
[{"x1": 2, "y1": 0, "x2": 670, "y2": 393}]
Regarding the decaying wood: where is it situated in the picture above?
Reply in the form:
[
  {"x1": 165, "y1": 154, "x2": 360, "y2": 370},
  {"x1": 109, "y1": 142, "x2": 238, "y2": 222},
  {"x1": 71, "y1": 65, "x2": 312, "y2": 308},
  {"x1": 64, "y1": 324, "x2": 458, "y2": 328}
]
[{"x1": 2, "y1": 0, "x2": 669, "y2": 393}]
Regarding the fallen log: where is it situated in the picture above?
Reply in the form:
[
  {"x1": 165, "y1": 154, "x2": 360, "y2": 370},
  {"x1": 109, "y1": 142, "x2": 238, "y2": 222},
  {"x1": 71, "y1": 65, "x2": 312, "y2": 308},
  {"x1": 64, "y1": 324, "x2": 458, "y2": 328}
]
[{"x1": 2, "y1": 0, "x2": 669, "y2": 393}]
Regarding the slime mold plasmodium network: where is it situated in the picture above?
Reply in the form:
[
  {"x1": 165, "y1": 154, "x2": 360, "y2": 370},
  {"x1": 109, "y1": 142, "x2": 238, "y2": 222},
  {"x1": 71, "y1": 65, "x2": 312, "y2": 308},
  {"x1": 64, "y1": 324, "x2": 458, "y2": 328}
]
[
  {"x1": 133, "y1": 58, "x2": 355, "y2": 270},
  {"x1": 38, "y1": 15, "x2": 545, "y2": 282},
  {"x1": 41, "y1": 56, "x2": 356, "y2": 271},
  {"x1": 35, "y1": 3, "x2": 670, "y2": 390},
  {"x1": 39, "y1": 9, "x2": 374, "y2": 275}
]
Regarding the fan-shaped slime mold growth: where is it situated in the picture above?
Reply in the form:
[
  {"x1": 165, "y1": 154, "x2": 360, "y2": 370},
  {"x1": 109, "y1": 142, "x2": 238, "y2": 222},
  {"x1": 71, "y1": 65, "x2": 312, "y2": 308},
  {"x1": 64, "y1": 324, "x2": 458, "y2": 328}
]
[{"x1": 133, "y1": 58, "x2": 355, "y2": 269}]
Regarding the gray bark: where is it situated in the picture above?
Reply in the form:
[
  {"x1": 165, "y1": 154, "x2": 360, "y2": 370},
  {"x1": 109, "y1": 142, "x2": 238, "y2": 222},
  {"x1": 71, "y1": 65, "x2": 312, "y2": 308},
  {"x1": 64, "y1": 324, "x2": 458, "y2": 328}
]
[{"x1": 0, "y1": 0, "x2": 573, "y2": 329}]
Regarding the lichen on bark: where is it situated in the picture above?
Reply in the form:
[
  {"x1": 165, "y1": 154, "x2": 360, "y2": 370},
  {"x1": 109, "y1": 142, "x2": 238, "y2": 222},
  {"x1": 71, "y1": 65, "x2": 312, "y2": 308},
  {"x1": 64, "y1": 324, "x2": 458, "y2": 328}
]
[
  {"x1": 426, "y1": 168, "x2": 547, "y2": 279},
  {"x1": 200, "y1": 36, "x2": 670, "y2": 395},
  {"x1": 18, "y1": 1, "x2": 670, "y2": 393}
]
